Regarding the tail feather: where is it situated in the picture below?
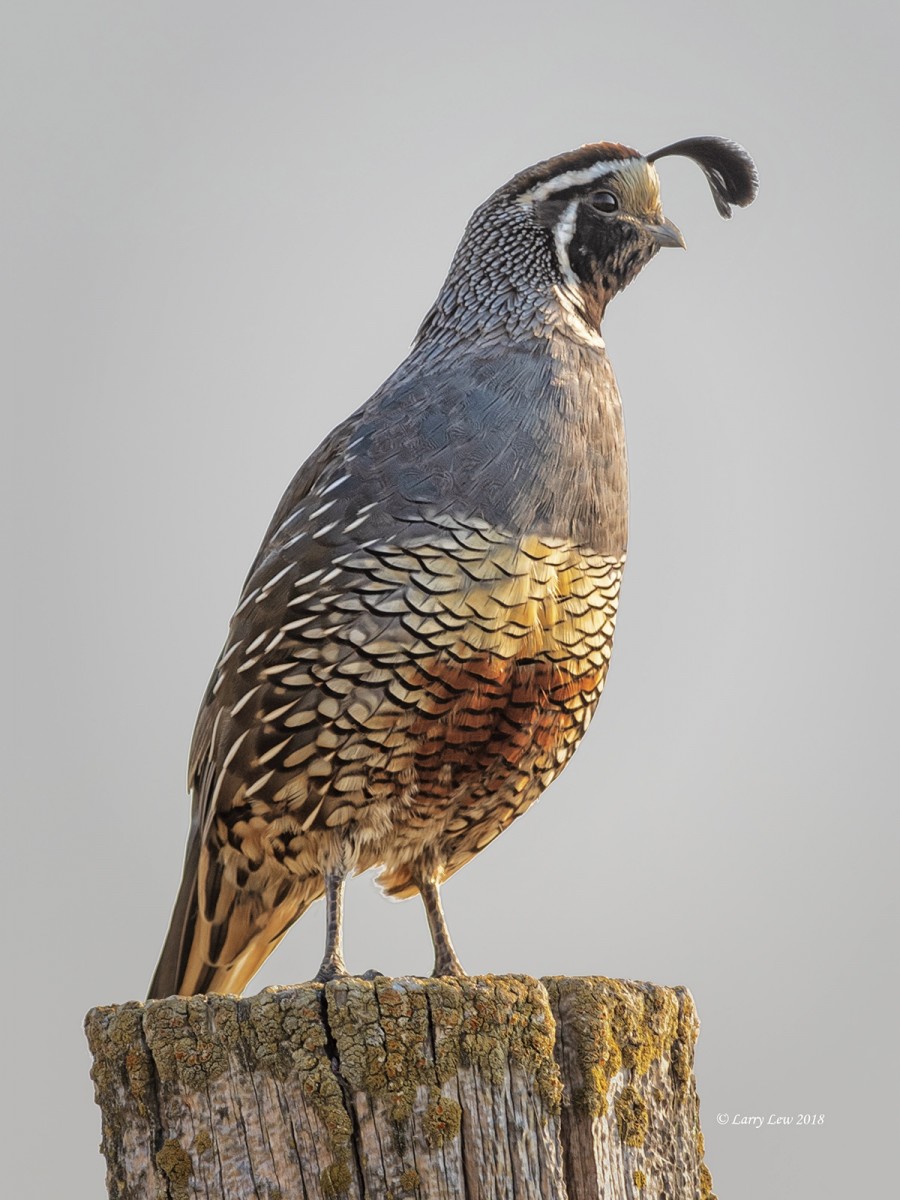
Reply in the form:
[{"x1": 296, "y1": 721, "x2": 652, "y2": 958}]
[
  {"x1": 148, "y1": 822, "x2": 203, "y2": 999},
  {"x1": 148, "y1": 829, "x2": 322, "y2": 999}
]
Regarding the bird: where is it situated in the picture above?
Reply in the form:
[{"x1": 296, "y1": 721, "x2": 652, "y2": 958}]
[{"x1": 148, "y1": 135, "x2": 757, "y2": 999}]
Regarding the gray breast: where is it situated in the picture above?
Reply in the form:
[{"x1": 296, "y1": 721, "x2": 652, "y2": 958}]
[{"x1": 299, "y1": 341, "x2": 628, "y2": 557}]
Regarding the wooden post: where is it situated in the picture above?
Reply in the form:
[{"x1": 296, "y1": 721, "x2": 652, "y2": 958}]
[{"x1": 85, "y1": 976, "x2": 715, "y2": 1199}]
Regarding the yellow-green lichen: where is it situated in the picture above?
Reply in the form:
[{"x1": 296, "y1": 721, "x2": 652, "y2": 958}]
[
  {"x1": 326, "y1": 976, "x2": 432, "y2": 1122},
  {"x1": 614, "y1": 1084, "x2": 649, "y2": 1146},
  {"x1": 325, "y1": 975, "x2": 562, "y2": 1128},
  {"x1": 399, "y1": 1168, "x2": 421, "y2": 1192},
  {"x1": 244, "y1": 985, "x2": 354, "y2": 1159},
  {"x1": 84, "y1": 1003, "x2": 155, "y2": 1122},
  {"x1": 699, "y1": 1161, "x2": 716, "y2": 1200},
  {"x1": 321, "y1": 1162, "x2": 352, "y2": 1196},
  {"x1": 422, "y1": 1094, "x2": 462, "y2": 1148},
  {"x1": 243, "y1": 986, "x2": 327, "y2": 1079},
  {"x1": 457, "y1": 975, "x2": 561, "y2": 1112},
  {"x1": 156, "y1": 1138, "x2": 192, "y2": 1200},
  {"x1": 542, "y1": 977, "x2": 696, "y2": 1116},
  {"x1": 671, "y1": 990, "x2": 699, "y2": 1099},
  {"x1": 143, "y1": 995, "x2": 236, "y2": 1090},
  {"x1": 194, "y1": 1127, "x2": 212, "y2": 1155},
  {"x1": 633, "y1": 1169, "x2": 646, "y2": 1189},
  {"x1": 92, "y1": 984, "x2": 355, "y2": 1170}
]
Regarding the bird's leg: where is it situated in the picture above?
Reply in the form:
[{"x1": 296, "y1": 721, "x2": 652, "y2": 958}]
[
  {"x1": 314, "y1": 871, "x2": 350, "y2": 983},
  {"x1": 419, "y1": 877, "x2": 465, "y2": 977}
]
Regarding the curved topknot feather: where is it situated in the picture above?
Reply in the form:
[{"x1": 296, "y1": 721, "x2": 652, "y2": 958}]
[{"x1": 648, "y1": 137, "x2": 759, "y2": 218}]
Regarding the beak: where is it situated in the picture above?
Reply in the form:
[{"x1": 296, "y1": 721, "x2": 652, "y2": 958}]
[{"x1": 644, "y1": 217, "x2": 686, "y2": 249}]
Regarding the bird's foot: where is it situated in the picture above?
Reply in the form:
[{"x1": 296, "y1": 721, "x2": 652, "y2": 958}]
[
  {"x1": 431, "y1": 954, "x2": 466, "y2": 978},
  {"x1": 314, "y1": 957, "x2": 351, "y2": 984}
]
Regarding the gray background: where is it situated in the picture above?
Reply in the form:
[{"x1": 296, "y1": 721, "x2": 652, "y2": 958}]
[{"x1": 4, "y1": 1, "x2": 897, "y2": 1196}]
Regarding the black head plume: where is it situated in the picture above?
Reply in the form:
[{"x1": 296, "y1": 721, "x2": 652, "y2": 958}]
[{"x1": 647, "y1": 137, "x2": 758, "y2": 218}]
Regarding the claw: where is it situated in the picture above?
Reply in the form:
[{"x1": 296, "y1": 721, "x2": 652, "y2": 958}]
[
  {"x1": 432, "y1": 955, "x2": 466, "y2": 978},
  {"x1": 314, "y1": 958, "x2": 350, "y2": 984}
]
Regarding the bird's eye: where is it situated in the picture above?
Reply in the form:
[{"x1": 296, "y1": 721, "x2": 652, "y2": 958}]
[{"x1": 590, "y1": 191, "x2": 619, "y2": 213}]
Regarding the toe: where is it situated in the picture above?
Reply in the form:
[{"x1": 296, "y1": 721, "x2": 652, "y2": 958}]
[
  {"x1": 432, "y1": 958, "x2": 466, "y2": 978},
  {"x1": 314, "y1": 960, "x2": 350, "y2": 984}
]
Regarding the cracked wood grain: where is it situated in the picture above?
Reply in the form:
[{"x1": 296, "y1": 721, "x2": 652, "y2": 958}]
[{"x1": 85, "y1": 976, "x2": 714, "y2": 1199}]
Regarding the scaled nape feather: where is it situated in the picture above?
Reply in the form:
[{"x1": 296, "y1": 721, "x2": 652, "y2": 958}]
[{"x1": 148, "y1": 135, "x2": 757, "y2": 999}]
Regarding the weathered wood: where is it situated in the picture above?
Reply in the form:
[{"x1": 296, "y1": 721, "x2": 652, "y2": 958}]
[
  {"x1": 545, "y1": 978, "x2": 712, "y2": 1200},
  {"x1": 85, "y1": 976, "x2": 715, "y2": 1199}
]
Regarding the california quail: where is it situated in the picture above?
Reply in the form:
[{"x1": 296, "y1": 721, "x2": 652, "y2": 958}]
[{"x1": 149, "y1": 136, "x2": 757, "y2": 998}]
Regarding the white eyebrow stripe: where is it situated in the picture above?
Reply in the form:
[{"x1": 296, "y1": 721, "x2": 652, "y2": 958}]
[{"x1": 521, "y1": 158, "x2": 633, "y2": 203}]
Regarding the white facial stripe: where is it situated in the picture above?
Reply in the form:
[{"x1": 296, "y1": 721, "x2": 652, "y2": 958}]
[
  {"x1": 553, "y1": 199, "x2": 580, "y2": 288},
  {"x1": 552, "y1": 200, "x2": 607, "y2": 350},
  {"x1": 521, "y1": 158, "x2": 635, "y2": 203},
  {"x1": 553, "y1": 285, "x2": 606, "y2": 350}
]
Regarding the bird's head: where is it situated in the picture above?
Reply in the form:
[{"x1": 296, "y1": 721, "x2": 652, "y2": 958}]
[
  {"x1": 517, "y1": 144, "x2": 683, "y2": 308},
  {"x1": 423, "y1": 136, "x2": 758, "y2": 344}
]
